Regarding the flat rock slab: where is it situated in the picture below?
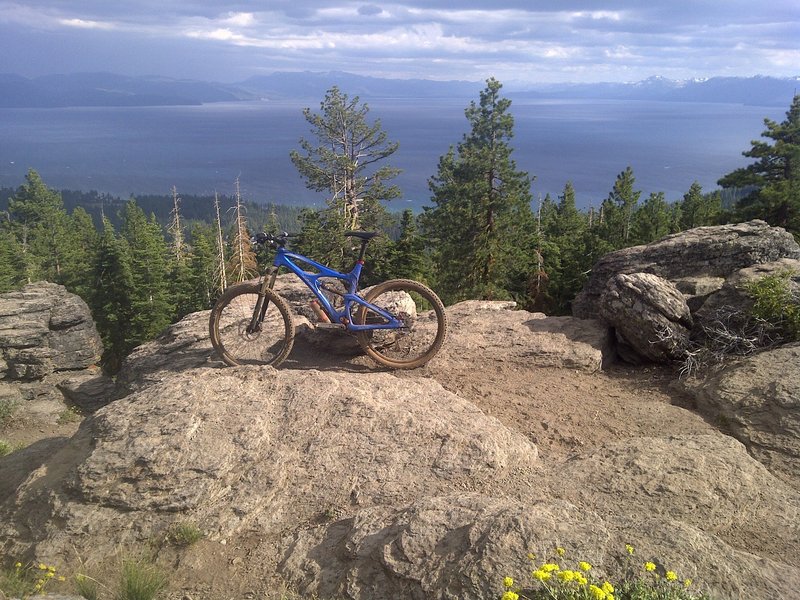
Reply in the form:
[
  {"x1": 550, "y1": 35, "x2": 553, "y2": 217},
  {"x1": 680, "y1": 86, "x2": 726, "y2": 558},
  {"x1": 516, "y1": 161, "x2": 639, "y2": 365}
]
[{"x1": 438, "y1": 301, "x2": 613, "y2": 372}]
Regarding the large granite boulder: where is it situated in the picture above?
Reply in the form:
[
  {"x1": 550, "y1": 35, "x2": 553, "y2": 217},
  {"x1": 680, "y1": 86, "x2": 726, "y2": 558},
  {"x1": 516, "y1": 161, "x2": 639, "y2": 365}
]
[
  {"x1": 0, "y1": 282, "x2": 102, "y2": 380},
  {"x1": 0, "y1": 367, "x2": 538, "y2": 564},
  {"x1": 599, "y1": 273, "x2": 692, "y2": 363},
  {"x1": 573, "y1": 221, "x2": 800, "y2": 320},
  {"x1": 574, "y1": 221, "x2": 800, "y2": 363}
]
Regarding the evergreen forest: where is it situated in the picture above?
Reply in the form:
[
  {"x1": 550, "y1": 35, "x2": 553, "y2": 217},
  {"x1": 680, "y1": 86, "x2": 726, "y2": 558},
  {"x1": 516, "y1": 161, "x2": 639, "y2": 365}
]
[{"x1": 2, "y1": 79, "x2": 798, "y2": 372}]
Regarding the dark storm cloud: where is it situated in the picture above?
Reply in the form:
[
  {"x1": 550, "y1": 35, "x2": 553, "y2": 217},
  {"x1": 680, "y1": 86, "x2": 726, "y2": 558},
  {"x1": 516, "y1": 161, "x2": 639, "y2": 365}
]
[{"x1": 0, "y1": 0, "x2": 797, "y2": 83}]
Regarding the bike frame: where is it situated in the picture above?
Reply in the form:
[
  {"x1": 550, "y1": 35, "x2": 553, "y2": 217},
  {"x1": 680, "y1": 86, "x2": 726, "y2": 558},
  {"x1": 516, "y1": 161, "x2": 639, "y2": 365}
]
[{"x1": 262, "y1": 245, "x2": 403, "y2": 332}]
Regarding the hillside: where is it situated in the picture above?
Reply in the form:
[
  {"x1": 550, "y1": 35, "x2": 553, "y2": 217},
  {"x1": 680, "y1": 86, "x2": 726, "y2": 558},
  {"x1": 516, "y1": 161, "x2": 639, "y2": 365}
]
[{"x1": 0, "y1": 71, "x2": 797, "y2": 107}]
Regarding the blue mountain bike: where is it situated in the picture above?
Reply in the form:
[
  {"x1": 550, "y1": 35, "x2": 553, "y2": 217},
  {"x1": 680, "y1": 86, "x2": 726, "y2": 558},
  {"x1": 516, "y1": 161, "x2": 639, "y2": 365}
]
[{"x1": 209, "y1": 231, "x2": 447, "y2": 369}]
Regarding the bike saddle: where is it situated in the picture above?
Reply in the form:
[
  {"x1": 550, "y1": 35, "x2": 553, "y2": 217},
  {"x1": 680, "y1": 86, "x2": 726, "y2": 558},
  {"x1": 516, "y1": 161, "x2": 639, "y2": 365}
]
[{"x1": 344, "y1": 231, "x2": 380, "y2": 240}]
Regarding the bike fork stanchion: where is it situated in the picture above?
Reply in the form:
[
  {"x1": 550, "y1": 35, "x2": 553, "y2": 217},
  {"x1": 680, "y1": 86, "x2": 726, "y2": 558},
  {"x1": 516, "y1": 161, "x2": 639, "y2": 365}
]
[{"x1": 247, "y1": 268, "x2": 279, "y2": 333}]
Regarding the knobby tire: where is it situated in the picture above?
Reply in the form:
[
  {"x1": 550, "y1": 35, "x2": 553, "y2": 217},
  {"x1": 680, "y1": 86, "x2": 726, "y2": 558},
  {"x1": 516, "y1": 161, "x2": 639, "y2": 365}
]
[
  {"x1": 355, "y1": 279, "x2": 447, "y2": 369},
  {"x1": 209, "y1": 283, "x2": 295, "y2": 367}
]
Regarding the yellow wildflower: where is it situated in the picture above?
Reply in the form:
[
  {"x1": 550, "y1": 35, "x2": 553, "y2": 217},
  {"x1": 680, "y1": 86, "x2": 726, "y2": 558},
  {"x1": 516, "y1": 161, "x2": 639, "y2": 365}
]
[
  {"x1": 575, "y1": 573, "x2": 588, "y2": 586},
  {"x1": 502, "y1": 592, "x2": 519, "y2": 600},
  {"x1": 38, "y1": 563, "x2": 47, "y2": 570},
  {"x1": 666, "y1": 571, "x2": 678, "y2": 581},
  {"x1": 532, "y1": 569, "x2": 552, "y2": 581},
  {"x1": 503, "y1": 576, "x2": 514, "y2": 588},
  {"x1": 542, "y1": 563, "x2": 560, "y2": 572},
  {"x1": 58, "y1": 576, "x2": 66, "y2": 582},
  {"x1": 684, "y1": 578, "x2": 693, "y2": 588},
  {"x1": 527, "y1": 552, "x2": 536, "y2": 561},
  {"x1": 589, "y1": 584, "x2": 607, "y2": 599},
  {"x1": 625, "y1": 544, "x2": 635, "y2": 555},
  {"x1": 48, "y1": 565, "x2": 56, "y2": 572},
  {"x1": 46, "y1": 571, "x2": 55, "y2": 578},
  {"x1": 556, "y1": 547, "x2": 566, "y2": 556},
  {"x1": 644, "y1": 562, "x2": 656, "y2": 572},
  {"x1": 557, "y1": 570, "x2": 576, "y2": 582},
  {"x1": 579, "y1": 561, "x2": 592, "y2": 571},
  {"x1": 602, "y1": 581, "x2": 615, "y2": 594},
  {"x1": 14, "y1": 562, "x2": 22, "y2": 569}
]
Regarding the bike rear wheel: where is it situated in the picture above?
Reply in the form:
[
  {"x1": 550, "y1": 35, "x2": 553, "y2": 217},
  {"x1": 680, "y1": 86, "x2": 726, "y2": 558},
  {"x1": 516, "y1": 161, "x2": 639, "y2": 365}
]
[
  {"x1": 209, "y1": 283, "x2": 295, "y2": 367},
  {"x1": 355, "y1": 279, "x2": 447, "y2": 369}
]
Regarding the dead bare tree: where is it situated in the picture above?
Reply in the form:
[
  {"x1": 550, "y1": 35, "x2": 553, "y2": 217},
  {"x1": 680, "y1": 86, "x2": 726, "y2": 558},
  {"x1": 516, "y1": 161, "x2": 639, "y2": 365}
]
[
  {"x1": 213, "y1": 191, "x2": 227, "y2": 293},
  {"x1": 226, "y1": 177, "x2": 258, "y2": 283},
  {"x1": 168, "y1": 186, "x2": 185, "y2": 263}
]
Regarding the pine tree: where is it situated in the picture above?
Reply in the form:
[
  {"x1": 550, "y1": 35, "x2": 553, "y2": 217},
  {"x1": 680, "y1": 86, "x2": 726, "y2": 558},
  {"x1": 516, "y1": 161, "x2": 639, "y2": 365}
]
[
  {"x1": 549, "y1": 183, "x2": 590, "y2": 313},
  {"x1": 120, "y1": 200, "x2": 174, "y2": 346},
  {"x1": 7, "y1": 169, "x2": 69, "y2": 283},
  {"x1": 600, "y1": 166, "x2": 641, "y2": 248},
  {"x1": 633, "y1": 192, "x2": 672, "y2": 244},
  {"x1": 678, "y1": 182, "x2": 721, "y2": 230},
  {"x1": 388, "y1": 209, "x2": 428, "y2": 282},
  {"x1": 423, "y1": 78, "x2": 535, "y2": 303},
  {"x1": 60, "y1": 206, "x2": 99, "y2": 299},
  {"x1": 719, "y1": 94, "x2": 800, "y2": 238},
  {"x1": 186, "y1": 223, "x2": 219, "y2": 311},
  {"x1": 212, "y1": 192, "x2": 227, "y2": 294},
  {"x1": 290, "y1": 86, "x2": 399, "y2": 270},
  {"x1": 0, "y1": 227, "x2": 25, "y2": 292},
  {"x1": 91, "y1": 218, "x2": 135, "y2": 372}
]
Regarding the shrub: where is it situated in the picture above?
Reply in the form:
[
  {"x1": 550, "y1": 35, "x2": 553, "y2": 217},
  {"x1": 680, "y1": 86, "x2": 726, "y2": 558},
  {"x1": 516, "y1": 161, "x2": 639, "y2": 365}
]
[
  {"x1": 0, "y1": 561, "x2": 67, "y2": 598},
  {"x1": 501, "y1": 546, "x2": 711, "y2": 600},
  {"x1": 744, "y1": 270, "x2": 800, "y2": 341},
  {"x1": 167, "y1": 522, "x2": 204, "y2": 547}
]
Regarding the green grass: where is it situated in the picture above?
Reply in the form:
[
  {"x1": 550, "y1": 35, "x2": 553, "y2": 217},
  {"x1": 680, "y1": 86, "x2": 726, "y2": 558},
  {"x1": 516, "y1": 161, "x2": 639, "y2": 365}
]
[
  {"x1": 74, "y1": 572, "x2": 101, "y2": 600},
  {"x1": 0, "y1": 439, "x2": 12, "y2": 457},
  {"x1": 57, "y1": 405, "x2": 84, "y2": 424},
  {"x1": 0, "y1": 397, "x2": 19, "y2": 425},
  {"x1": 167, "y1": 522, "x2": 204, "y2": 547},
  {"x1": 114, "y1": 557, "x2": 167, "y2": 600}
]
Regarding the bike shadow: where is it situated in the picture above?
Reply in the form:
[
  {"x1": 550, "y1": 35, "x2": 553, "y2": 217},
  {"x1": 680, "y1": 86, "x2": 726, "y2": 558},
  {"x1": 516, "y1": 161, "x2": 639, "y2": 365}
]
[{"x1": 280, "y1": 334, "x2": 386, "y2": 373}]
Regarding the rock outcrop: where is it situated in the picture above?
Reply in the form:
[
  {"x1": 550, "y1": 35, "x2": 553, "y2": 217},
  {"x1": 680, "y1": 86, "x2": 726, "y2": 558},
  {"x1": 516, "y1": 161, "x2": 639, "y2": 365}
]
[
  {"x1": 686, "y1": 343, "x2": 800, "y2": 489},
  {"x1": 574, "y1": 221, "x2": 800, "y2": 362},
  {"x1": 0, "y1": 368, "x2": 538, "y2": 562},
  {"x1": 2, "y1": 274, "x2": 799, "y2": 600},
  {"x1": 0, "y1": 282, "x2": 109, "y2": 413},
  {"x1": 0, "y1": 282, "x2": 102, "y2": 380},
  {"x1": 573, "y1": 220, "x2": 800, "y2": 319},
  {"x1": 438, "y1": 301, "x2": 613, "y2": 371}
]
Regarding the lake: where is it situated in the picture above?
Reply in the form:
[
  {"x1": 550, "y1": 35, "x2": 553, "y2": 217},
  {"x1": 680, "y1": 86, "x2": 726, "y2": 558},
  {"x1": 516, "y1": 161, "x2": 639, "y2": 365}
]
[{"x1": 0, "y1": 98, "x2": 786, "y2": 210}]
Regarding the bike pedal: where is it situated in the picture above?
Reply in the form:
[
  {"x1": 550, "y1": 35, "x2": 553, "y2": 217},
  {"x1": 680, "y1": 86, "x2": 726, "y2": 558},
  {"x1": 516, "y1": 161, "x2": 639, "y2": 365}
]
[{"x1": 314, "y1": 323, "x2": 347, "y2": 330}]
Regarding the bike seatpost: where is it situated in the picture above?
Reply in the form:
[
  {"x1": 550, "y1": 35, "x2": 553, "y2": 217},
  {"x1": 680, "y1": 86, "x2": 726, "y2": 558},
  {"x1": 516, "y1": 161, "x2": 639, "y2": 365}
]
[{"x1": 357, "y1": 239, "x2": 369, "y2": 262}]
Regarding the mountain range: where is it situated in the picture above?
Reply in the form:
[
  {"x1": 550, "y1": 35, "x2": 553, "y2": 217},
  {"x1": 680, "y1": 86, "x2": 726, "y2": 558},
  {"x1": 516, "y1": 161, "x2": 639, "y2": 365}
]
[{"x1": 0, "y1": 71, "x2": 797, "y2": 108}]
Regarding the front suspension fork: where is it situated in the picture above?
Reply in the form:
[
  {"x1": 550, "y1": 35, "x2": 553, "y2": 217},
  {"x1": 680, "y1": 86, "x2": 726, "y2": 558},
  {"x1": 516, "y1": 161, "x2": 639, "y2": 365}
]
[{"x1": 248, "y1": 267, "x2": 279, "y2": 333}]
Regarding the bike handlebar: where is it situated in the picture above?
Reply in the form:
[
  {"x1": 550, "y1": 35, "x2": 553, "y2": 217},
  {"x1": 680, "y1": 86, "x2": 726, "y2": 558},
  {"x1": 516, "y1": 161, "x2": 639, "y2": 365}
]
[{"x1": 252, "y1": 232, "x2": 293, "y2": 248}]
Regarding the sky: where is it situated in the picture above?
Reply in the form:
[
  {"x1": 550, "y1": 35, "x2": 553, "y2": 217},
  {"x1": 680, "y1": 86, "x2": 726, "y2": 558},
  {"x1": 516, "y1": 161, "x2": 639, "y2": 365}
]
[{"x1": 0, "y1": 1, "x2": 798, "y2": 85}]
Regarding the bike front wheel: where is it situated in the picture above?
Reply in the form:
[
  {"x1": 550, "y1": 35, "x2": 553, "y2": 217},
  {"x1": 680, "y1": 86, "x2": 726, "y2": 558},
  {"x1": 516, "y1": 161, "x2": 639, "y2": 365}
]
[
  {"x1": 355, "y1": 279, "x2": 447, "y2": 369},
  {"x1": 209, "y1": 283, "x2": 295, "y2": 367}
]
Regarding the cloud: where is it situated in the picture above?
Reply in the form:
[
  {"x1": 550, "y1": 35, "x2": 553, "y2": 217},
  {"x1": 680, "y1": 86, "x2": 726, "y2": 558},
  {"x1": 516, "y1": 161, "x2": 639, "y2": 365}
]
[
  {"x1": 0, "y1": 0, "x2": 797, "y2": 83},
  {"x1": 358, "y1": 5, "x2": 384, "y2": 17}
]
